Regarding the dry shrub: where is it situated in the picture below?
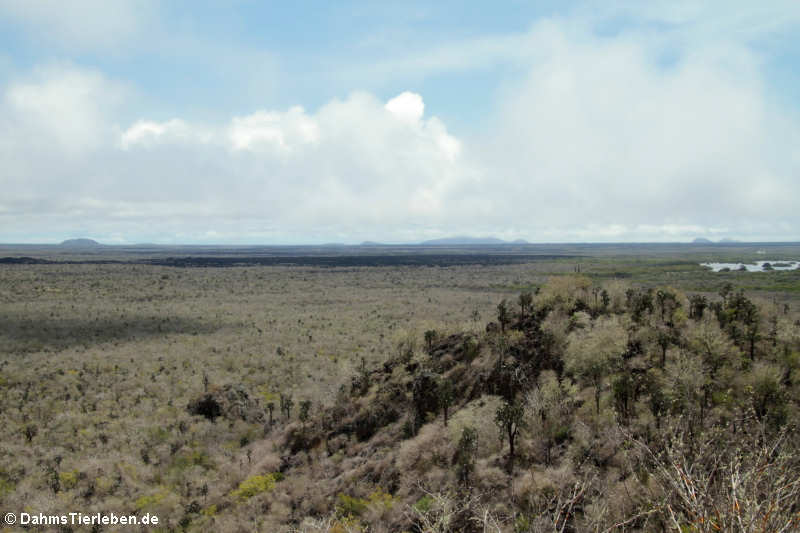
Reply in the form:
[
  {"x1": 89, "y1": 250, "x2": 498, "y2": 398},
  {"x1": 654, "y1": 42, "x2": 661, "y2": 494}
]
[
  {"x1": 570, "y1": 310, "x2": 592, "y2": 330},
  {"x1": 635, "y1": 424, "x2": 800, "y2": 532},
  {"x1": 473, "y1": 462, "x2": 507, "y2": 495},
  {"x1": 248, "y1": 443, "x2": 281, "y2": 474},
  {"x1": 539, "y1": 275, "x2": 592, "y2": 311},
  {"x1": 397, "y1": 423, "x2": 451, "y2": 475},
  {"x1": 447, "y1": 395, "x2": 503, "y2": 458},
  {"x1": 601, "y1": 279, "x2": 629, "y2": 314}
]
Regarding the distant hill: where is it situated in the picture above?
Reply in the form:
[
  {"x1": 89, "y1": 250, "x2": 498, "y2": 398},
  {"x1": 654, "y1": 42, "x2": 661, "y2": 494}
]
[
  {"x1": 511, "y1": 239, "x2": 529, "y2": 244},
  {"x1": 360, "y1": 241, "x2": 385, "y2": 246},
  {"x1": 420, "y1": 236, "x2": 507, "y2": 245},
  {"x1": 59, "y1": 238, "x2": 102, "y2": 247}
]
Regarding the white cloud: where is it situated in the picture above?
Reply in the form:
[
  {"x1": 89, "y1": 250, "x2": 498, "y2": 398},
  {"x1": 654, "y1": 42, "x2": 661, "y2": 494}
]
[
  {"x1": 604, "y1": 1, "x2": 800, "y2": 38},
  {"x1": 228, "y1": 106, "x2": 320, "y2": 153},
  {"x1": 474, "y1": 19, "x2": 799, "y2": 240},
  {"x1": 0, "y1": 82, "x2": 472, "y2": 242},
  {"x1": 120, "y1": 119, "x2": 205, "y2": 149},
  {"x1": 4, "y1": 65, "x2": 127, "y2": 153},
  {"x1": 0, "y1": 0, "x2": 158, "y2": 50},
  {"x1": 1, "y1": 10, "x2": 799, "y2": 243},
  {"x1": 385, "y1": 91, "x2": 425, "y2": 123}
]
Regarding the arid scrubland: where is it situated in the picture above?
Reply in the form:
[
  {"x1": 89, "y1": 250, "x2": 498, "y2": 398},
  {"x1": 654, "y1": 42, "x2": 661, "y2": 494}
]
[
  {"x1": 1, "y1": 256, "x2": 799, "y2": 532},
  {"x1": 0, "y1": 261, "x2": 543, "y2": 530}
]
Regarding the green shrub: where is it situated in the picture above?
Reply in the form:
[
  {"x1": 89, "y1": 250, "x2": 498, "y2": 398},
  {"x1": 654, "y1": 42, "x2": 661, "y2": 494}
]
[
  {"x1": 231, "y1": 472, "x2": 283, "y2": 500},
  {"x1": 413, "y1": 495, "x2": 434, "y2": 513},
  {"x1": 367, "y1": 488, "x2": 394, "y2": 509},
  {"x1": 336, "y1": 493, "x2": 369, "y2": 517},
  {"x1": 58, "y1": 470, "x2": 79, "y2": 490},
  {"x1": 171, "y1": 449, "x2": 213, "y2": 471},
  {"x1": 202, "y1": 504, "x2": 217, "y2": 516},
  {"x1": 135, "y1": 487, "x2": 171, "y2": 510}
]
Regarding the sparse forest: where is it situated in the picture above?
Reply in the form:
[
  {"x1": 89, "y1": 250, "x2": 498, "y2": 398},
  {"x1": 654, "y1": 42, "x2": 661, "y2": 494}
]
[{"x1": 1, "y1": 251, "x2": 799, "y2": 532}]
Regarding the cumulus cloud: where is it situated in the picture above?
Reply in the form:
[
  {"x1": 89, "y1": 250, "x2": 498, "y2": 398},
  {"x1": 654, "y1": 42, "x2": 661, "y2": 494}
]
[
  {"x1": 385, "y1": 92, "x2": 425, "y2": 123},
  {"x1": 0, "y1": 10, "x2": 799, "y2": 243},
  {"x1": 120, "y1": 119, "x2": 210, "y2": 150},
  {"x1": 476, "y1": 18, "x2": 799, "y2": 240},
  {"x1": 0, "y1": 65, "x2": 133, "y2": 234},
  {"x1": 0, "y1": 75, "x2": 472, "y2": 242},
  {"x1": 4, "y1": 65, "x2": 127, "y2": 153},
  {"x1": 227, "y1": 107, "x2": 320, "y2": 153}
]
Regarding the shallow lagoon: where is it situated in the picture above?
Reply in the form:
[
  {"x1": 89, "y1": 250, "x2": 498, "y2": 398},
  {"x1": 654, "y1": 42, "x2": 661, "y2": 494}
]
[{"x1": 701, "y1": 260, "x2": 800, "y2": 272}]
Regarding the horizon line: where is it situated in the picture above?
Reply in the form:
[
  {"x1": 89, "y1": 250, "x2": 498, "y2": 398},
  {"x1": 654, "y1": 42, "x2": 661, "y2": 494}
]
[{"x1": 2, "y1": 240, "x2": 800, "y2": 247}]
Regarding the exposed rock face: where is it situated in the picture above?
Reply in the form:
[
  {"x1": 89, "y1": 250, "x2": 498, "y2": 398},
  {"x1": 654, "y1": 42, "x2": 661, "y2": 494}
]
[{"x1": 187, "y1": 384, "x2": 265, "y2": 423}]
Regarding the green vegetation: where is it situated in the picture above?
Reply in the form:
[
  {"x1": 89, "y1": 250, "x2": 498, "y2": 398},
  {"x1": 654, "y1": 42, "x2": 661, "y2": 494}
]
[{"x1": 230, "y1": 472, "x2": 283, "y2": 500}]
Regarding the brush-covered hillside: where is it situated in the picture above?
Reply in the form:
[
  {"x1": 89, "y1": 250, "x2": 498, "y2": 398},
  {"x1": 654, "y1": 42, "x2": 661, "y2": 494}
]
[{"x1": 183, "y1": 277, "x2": 800, "y2": 532}]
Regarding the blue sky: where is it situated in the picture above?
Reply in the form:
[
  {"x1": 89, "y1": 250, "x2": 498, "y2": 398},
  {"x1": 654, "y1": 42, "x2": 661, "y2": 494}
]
[
  {"x1": 0, "y1": 1, "x2": 564, "y2": 126},
  {"x1": 1, "y1": 1, "x2": 799, "y2": 244}
]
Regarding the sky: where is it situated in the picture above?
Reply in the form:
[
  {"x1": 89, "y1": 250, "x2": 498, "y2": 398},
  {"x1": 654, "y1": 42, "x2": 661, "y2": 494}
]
[{"x1": 1, "y1": 1, "x2": 799, "y2": 244}]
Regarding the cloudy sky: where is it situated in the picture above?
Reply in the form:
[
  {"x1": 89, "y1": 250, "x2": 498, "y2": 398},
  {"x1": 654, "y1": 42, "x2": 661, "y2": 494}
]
[{"x1": 1, "y1": 1, "x2": 799, "y2": 244}]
